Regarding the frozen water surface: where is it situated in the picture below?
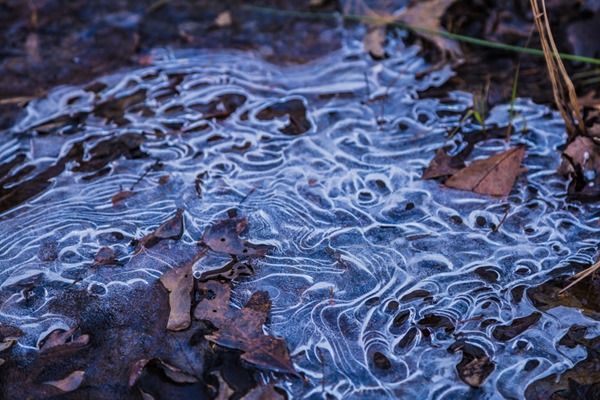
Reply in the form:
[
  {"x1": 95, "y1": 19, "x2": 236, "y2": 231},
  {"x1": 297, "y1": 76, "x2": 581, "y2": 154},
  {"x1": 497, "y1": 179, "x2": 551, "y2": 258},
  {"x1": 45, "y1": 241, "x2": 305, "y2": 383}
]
[{"x1": 1, "y1": 43, "x2": 600, "y2": 399}]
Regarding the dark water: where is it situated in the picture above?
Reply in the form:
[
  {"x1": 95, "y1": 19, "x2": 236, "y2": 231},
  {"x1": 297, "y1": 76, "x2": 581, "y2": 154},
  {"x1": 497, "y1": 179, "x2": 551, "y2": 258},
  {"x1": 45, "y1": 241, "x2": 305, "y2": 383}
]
[{"x1": 1, "y1": 42, "x2": 599, "y2": 399}]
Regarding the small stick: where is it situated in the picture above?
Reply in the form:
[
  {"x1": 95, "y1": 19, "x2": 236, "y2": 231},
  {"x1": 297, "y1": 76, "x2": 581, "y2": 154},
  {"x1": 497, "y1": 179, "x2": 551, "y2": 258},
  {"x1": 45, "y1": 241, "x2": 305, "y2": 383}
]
[
  {"x1": 130, "y1": 159, "x2": 161, "y2": 191},
  {"x1": 492, "y1": 205, "x2": 510, "y2": 233},
  {"x1": 559, "y1": 259, "x2": 600, "y2": 294}
]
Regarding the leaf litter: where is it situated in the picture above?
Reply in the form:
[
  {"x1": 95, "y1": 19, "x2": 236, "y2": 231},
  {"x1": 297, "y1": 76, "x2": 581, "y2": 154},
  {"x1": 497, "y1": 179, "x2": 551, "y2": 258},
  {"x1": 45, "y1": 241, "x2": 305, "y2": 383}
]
[{"x1": 1, "y1": 209, "x2": 293, "y2": 399}]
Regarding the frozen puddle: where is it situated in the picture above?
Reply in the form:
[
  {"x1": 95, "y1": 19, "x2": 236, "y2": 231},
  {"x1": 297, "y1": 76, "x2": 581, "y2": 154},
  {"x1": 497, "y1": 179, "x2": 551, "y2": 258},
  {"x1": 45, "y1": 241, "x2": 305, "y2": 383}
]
[{"x1": 1, "y1": 44, "x2": 599, "y2": 399}]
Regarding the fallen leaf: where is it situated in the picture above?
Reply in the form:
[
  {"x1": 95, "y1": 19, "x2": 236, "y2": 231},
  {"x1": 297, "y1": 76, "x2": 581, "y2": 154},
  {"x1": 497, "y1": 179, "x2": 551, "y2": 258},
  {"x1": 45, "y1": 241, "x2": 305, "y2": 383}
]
[
  {"x1": 43, "y1": 370, "x2": 85, "y2": 392},
  {"x1": 160, "y1": 262, "x2": 193, "y2": 331},
  {"x1": 135, "y1": 208, "x2": 184, "y2": 254},
  {"x1": 214, "y1": 11, "x2": 232, "y2": 28},
  {"x1": 0, "y1": 324, "x2": 23, "y2": 340},
  {"x1": 202, "y1": 217, "x2": 271, "y2": 257},
  {"x1": 129, "y1": 358, "x2": 198, "y2": 387},
  {"x1": 364, "y1": 25, "x2": 387, "y2": 59},
  {"x1": 558, "y1": 136, "x2": 600, "y2": 200},
  {"x1": 398, "y1": 0, "x2": 462, "y2": 57},
  {"x1": 198, "y1": 259, "x2": 253, "y2": 281},
  {"x1": 444, "y1": 146, "x2": 526, "y2": 196},
  {"x1": 242, "y1": 384, "x2": 284, "y2": 400},
  {"x1": 158, "y1": 175, "x2": 170, "y2": 185},
  {"x1": 213, "y1": 371, "x2": 235, "y2": 400},
  {"x1": 39, "y1": 325, "x2": 89, "y2": 354},
  {"x1": 93, "y1": 246, "x2": 119, "y2": 266},
  {"x1": 0, "y1": 337, "x2": 17, "y2": 352},
  {"x1": 194, "y1": 281, "x2": 298, "y2": 376},
  {"x1": 111, "y1": 190, "x2": 137, "y2": 205},
  {"x1": 422, "y1": 148, "x2": 466, "y2": 179}
]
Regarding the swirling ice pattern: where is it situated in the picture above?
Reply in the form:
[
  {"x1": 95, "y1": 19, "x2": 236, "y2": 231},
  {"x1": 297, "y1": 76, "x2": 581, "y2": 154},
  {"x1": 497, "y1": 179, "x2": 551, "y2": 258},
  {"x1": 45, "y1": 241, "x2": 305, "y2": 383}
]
[{"x1": 1, "y1": 43, "x2": 600, "y2": 399}]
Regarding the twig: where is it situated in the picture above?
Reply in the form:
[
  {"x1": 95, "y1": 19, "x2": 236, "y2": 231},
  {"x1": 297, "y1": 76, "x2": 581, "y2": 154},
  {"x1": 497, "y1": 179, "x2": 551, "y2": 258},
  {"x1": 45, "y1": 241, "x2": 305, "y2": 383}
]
[
  {"x1": 492, "y1": 205, "x2": 510, "y2": 233},
  {"x1": 559, "y1": 259, "x2": 600, "y2": 294},
  {"x1": 130, "y1": 159, "x2": 161, "y2": 191}
]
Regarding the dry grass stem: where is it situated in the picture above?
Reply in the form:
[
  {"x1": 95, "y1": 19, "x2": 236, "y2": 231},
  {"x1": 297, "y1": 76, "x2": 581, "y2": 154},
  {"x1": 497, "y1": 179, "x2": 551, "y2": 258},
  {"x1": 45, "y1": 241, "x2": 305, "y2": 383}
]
[
  {"x1": 529, "y1": 0, "x2": 585, "y2": 139},
  {"x1": 558, "y1": 259, "x2": 600, "y2": 294}
]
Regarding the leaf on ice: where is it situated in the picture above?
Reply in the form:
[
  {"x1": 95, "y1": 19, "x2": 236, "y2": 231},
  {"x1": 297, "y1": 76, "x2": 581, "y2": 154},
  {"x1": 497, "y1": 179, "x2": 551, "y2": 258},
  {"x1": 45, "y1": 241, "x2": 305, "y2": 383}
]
[
  {"x1": 422, "y1": 148, "x2": 466, "y2": 179},
  {"x1": 444, "y1": 146, "x2": 526, "y2": 196},
  {"x1": 43, "y1": 370, "x2": 85, "y2": 392},
  {"x1": 134, "y1": 208, "x2": 184, "y2": 254},
  {"x1": 194, "y1": 281, "x2": 298, "y2": 376},
  {"x1": 39, "y1": 325, "x2": 89, "y2": 354},
  {"x1": 202, "y1": 216, "x2": 272, "y2": 257},
  {"x1": 160, "y1": 262, "x2": 194, "y2": 331}
]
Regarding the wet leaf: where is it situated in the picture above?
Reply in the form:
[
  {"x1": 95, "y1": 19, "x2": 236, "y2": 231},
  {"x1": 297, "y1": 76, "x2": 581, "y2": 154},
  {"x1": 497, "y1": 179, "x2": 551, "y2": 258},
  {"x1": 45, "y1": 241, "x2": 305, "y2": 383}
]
[
  {"x1": 202, "y1": 217, "x2": 271, "y2": 257},
  {"x1": 0, "y1": 337, "x2": 17, "y2": 352},
  {"x1": 111, "y1": 190, "x2": 137, "y2": 205},
  {"x1": 364, "y1": 25, "x2": 388, "y2": 59},
  {"x1": 0, "y1": 324, "x2": 23, "y2": 340},
  {"x1": 129, "y1": 358, "x2": 198, "y2": 387},
  {"x1": 397, "y1": 0, "x2": 462, "y2": 57},
  {"x1": 160, "y1": 262, "x2": 193, "y2": 331},
  {"x1": 194, "y1": 281, "x2": 298, "y2": 376},
  {"x1": 158, "y1": 175, "x2": 170, "y2": 185},
  {"x1": 492, "y1": 312, "x2": 542, "y2": 341},
  {"x1": 214, "y1": 11, "x2": 232, "y2": 28},
  {"x1": 422, "y1": 148, "x2": 466, "y2": 179},
  {"x1": 135, "y1": 208, "x2": 184, "y2": 254},
  {"x1": 92, "y1": 246, "x2": 119, "y2": 266},
  {"x1": 448, "y1": 341, "x2": 495, "y2": 388},
  {"x1": 558, "y1": 136, "x2": 600, "y2": 200},
  {"x1": 39, "y1": 325, "x2": 89, "y2": 354},
  {"x1": 213, "y1": 371, "x2": 235, "y2": 400},
  {"x1": 445, "y1": 146, "x2": 526, "y2": 196},
  {"x1": 43, "y1": 370, "x2": 85, "y2": 392},
  {"x1": 198, "y1": 259, "x2": 253, "y2": 281},
  {"x1": 241, "y1": 384, "x2": 284, "y2": 400}
]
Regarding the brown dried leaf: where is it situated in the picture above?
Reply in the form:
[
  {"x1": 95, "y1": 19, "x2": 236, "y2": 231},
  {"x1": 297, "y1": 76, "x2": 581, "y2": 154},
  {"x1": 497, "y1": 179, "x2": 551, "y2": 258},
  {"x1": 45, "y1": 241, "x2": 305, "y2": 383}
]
[
  {"x1": 43, "y1": 370, "x2": 85, "y2": 392},
  {"x1": 135, "y1": 209, "x2": 184, "y2": 254},
  {"x1": 558, "y1": 136, "x2": 600, "y2": 200},
  {"x1": 194, "y1": 281, "x2": 297, "y2": 376},
  {"x1": 202, "y1": 217, "x2": 271, "y2": 257},
  {"x1": 422, "y1": 148, "x2": 466, "y2": 179},
  {"x1": 39, "y1": 325, "x2": 89, "y2": 353},
  {"x1": 242, "y1": 384, "x2": 284, "y2": 400},
  {"x1": 129, "y1": 358, "x2": 198, "y2": 388},
  {"x1": 129, "y1": 359, "x2": 150, "y2": 388},
  {"x1": 364, "y1": 25, "x2": 387, "y2": 59},
  {"x1": 93, "y1": 246, "x2": 119, "y2": 266},
  {"x1": 445, "y1": 146, "x2": 526, "y2": 196},
  {"x1": 397, "y1": 0, "x2": 462, "y2": 57},
  {"x1": 214, "y1": 11, "x2": 232, "y2": 28},
  {"x1": 0, "y1": 337, "x2": 17, "y2": 352},
  {"x1": 111, "y1": 190, "x2": 137, "y2": 205},
  {"x1": 160, "y1": 263, "x2": 193, "y2": 331},
  {"x1": 213, "y1": 371, "x2": 235, "y2": 400}
]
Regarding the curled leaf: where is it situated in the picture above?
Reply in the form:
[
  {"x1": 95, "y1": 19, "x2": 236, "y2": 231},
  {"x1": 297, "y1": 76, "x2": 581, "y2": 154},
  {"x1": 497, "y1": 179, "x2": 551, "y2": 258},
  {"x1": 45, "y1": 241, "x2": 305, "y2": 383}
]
[{"x1": 43, "y1": 370, "x2": 85, "y2": 392}]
